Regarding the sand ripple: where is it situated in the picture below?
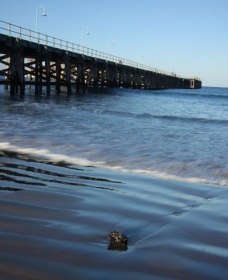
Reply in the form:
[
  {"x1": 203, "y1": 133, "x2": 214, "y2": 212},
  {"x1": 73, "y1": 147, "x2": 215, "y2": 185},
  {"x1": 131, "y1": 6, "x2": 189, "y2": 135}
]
[{"x1": 0, "y1": 152, "x2": 228, "y2": 279}]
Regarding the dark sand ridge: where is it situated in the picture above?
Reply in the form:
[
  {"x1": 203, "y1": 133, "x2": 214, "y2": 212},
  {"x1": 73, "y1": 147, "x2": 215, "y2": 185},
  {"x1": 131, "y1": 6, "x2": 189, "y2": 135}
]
[{"x1": 0, "y1": 152, "x2": 228, "y2": 279}]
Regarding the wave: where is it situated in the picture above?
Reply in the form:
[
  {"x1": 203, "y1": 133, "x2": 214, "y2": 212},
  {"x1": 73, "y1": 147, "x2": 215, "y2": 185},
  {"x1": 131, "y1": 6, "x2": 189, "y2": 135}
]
[
  {"x1": 0, "y1": 142, "x2": 104, "y2": 167},
  {"x1": 98, "y1": 109, "x2": 228, "y2": 125},
  {"x1": 137, "y1": 113, "x2": 228, "y2": 124},
  {"x1": 161, "y1": 87, "x2": 228, "y2": 99},
  {"x1": 1, "y1": 142, "x2": 227, "y2": 187}
]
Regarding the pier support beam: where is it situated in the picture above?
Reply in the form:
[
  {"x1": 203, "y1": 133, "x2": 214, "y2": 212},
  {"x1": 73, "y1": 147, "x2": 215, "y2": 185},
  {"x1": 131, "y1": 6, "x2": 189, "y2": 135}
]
[
  {"x1": 45, "y1": 56, "x2": 51, "y2": 95},
  {"x1": 64, "y1": 57, "x2": 72, "y2": 94},
  {"x1": 9, "y1": 42, "x2": 24, "y2": 95},
  {"x1": 55, "y1": 59, "x2": 61, "y2": 94}
]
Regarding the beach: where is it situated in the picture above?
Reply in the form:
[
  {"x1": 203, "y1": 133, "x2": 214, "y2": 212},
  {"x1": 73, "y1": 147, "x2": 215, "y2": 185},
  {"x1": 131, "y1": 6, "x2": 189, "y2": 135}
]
[
  {"x1": 0, "y1": 151, "x2": 228, "y2": 280},
  {"x1": 0, "y1": 86, "x2": 228, "y2": 279}
]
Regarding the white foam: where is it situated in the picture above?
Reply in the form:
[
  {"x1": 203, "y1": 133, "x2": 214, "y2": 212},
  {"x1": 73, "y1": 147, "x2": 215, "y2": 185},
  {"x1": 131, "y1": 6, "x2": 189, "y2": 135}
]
[
  {"x1": 0, "y1": 142, "x2": 105, "y2": 167},
  {"x1": 0, "y1": 141, "x2": 227, "y2": 187}
]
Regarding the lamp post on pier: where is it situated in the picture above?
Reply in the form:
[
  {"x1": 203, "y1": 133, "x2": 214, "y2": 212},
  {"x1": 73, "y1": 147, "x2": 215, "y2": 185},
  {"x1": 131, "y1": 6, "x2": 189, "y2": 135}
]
[
  {"x1": 108, "y1": 39, "x2": 115, "y2": 54},
  {"x1": 81, "y1": 26, "x2": 90, "y2": 54},
  {"x1": 124, "y1": 50, "x2": 132, "y2": 65},
  {"x1": 36, "y1": 5, "x2": 47, "y2": 32}
]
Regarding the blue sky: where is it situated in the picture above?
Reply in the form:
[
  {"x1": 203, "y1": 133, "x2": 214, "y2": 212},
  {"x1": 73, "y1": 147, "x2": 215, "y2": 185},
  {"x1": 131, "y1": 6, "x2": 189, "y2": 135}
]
[{"x1": 1, "y1": 0, "x2": 228, "y2": 87}]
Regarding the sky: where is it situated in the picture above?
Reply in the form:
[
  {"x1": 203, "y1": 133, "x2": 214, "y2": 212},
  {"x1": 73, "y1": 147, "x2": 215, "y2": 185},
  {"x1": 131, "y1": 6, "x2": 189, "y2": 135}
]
[{"x1": 0, "y1": 0, "x2": 228, "y2": 87}]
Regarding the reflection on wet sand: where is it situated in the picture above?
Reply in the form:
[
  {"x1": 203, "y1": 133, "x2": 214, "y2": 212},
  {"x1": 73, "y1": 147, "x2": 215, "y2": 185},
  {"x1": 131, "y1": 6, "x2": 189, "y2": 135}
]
[{"x1": 0, "y1": 151, "x2": 228, "y2": 279}]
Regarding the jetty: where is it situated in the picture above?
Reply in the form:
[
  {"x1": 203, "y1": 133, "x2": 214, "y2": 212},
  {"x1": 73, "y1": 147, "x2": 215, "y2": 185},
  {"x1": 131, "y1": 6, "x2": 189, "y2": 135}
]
[{"x1": 0, "y1": 20, "x2": 201, "y2": 95}]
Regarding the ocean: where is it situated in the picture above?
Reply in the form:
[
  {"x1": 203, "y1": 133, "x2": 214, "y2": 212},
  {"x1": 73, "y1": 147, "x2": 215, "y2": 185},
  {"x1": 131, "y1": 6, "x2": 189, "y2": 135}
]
[
  {"x1": 0, "y1": 86, "x2": 227, "y2": 186},
  {"x1": 0, "y1": 86, "x2": 228, "y2": 280}
]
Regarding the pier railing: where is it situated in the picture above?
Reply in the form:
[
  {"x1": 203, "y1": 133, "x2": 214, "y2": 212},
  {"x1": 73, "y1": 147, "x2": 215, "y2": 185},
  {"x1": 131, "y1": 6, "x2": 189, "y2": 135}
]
[{"x1": 0, "y1": 20, "x2": 200, "y2": 80}]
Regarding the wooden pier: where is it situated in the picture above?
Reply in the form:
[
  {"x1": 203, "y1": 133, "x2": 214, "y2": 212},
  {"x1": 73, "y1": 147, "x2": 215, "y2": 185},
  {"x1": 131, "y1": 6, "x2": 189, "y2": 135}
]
[{"x1": 0, "y1": 20, "x2": 201, "y2": 95}]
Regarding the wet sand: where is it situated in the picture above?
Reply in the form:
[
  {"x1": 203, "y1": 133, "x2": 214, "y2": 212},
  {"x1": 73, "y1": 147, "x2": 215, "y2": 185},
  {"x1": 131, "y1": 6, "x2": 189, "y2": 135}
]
[{"x1": 0, "y1": 151, "x2": 228, "y2": 279}]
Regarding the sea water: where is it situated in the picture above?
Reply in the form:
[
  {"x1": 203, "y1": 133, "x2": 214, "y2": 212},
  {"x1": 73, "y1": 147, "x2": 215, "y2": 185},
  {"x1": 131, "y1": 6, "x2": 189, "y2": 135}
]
[{"x1": 0, "y1": 86, "x2": 227, "y2": 186}]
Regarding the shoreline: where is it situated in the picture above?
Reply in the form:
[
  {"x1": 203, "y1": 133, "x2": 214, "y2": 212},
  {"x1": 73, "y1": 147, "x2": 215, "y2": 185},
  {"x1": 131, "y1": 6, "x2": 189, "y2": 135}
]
[{"x1": 1, "y1": 143, "x2": 227, "y2": 187}]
